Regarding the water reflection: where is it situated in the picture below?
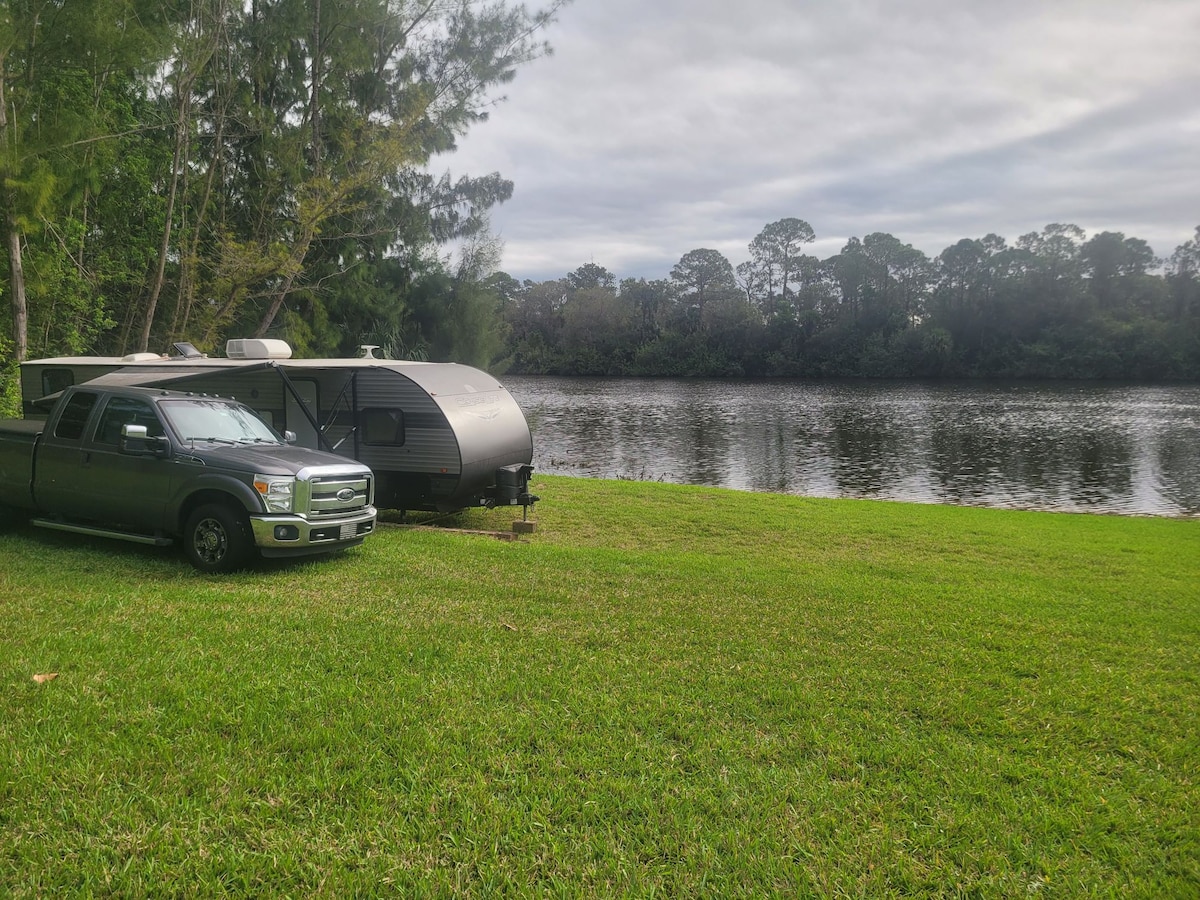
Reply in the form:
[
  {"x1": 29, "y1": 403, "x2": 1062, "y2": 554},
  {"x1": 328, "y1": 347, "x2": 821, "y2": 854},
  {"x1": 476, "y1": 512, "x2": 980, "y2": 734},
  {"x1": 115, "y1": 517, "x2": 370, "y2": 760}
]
[{"x1": 506, "y1": 376, "x2": 1200, "y2": 517}]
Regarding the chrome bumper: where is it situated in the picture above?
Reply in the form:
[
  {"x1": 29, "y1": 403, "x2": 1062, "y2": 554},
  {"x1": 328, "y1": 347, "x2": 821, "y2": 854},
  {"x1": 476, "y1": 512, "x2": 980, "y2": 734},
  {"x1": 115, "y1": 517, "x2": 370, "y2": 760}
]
[{"x1": 250, "y1": 507, "x2": 377, "y2": 555}]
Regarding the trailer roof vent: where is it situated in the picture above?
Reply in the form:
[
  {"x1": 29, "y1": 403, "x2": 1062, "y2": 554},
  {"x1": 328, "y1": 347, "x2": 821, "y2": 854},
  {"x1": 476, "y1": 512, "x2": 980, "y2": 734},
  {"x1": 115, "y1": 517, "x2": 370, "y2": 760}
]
[
  {"x1": 121, "y1": 352, "x2": 162, "y2": 362},
  {"x1": 170, "y1": 341, "x2": 204, "y2": 359},
  {"x1": 226, "y1": 339, "x2": 293, "y2": 360}
]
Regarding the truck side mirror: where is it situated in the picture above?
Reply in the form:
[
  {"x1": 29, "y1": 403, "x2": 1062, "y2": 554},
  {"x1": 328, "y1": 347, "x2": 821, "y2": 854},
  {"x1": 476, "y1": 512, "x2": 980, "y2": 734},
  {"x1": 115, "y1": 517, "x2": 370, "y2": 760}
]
[
  {"x1": 121, "y1": 424, "x2": 169, "y2": 457},
  {"x1": 283, "y1": 430, "x2": 298, "y2": 444}
]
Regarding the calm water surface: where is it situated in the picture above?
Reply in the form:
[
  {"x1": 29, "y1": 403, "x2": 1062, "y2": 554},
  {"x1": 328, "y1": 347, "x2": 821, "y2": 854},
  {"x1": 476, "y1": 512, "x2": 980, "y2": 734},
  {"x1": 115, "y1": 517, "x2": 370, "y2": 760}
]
[{"x1": 503, "y1": 377, "x2": 1200, "y2": 517}]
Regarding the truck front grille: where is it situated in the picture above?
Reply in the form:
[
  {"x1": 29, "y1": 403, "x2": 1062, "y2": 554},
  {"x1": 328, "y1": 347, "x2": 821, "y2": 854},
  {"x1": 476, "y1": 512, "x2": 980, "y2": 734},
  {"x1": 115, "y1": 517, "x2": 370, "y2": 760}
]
[{"x1": 302, "y1": 473, "x2": 373, "y2": 518}]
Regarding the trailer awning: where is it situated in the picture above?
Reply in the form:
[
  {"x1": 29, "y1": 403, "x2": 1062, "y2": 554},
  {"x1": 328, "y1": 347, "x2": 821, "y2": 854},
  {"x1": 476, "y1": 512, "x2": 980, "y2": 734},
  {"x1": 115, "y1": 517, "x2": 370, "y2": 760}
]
[{"x1": 31, "y1": 364, "x2": 276, "y2": 410}]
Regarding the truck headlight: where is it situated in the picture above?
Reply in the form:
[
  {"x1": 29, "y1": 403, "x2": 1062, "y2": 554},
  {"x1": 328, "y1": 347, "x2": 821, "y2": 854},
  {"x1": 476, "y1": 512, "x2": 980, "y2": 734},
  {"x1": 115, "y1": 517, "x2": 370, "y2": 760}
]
[{"x1": 253, "y1": 475, "x2": 295, "y2": 513}]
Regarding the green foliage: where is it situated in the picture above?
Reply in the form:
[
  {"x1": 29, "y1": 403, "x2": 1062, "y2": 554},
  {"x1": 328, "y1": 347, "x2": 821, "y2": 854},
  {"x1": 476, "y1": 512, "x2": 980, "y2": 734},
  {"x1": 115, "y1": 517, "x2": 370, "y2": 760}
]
[
  {"x1": 742, "y1": 216, "x2": 816, "y2": 313},
  {"x1": 0, "y1": 0, "x2": 172, "y2": 360},
  {"x1": 670, "y1": 247, "x2": 738, "y2": 309},
  {"x1": 2, "y1": 0, "x2": 563, "y2": 366},
  {"x1": 401, "y1": 270, "x2": 510, "y2": 368},
  {"x1": 0, "y1": 348, "x2": 19, "y2": 418},
  {"x1": 3, "y1": 161, "x2": 57, "y2": 233}
]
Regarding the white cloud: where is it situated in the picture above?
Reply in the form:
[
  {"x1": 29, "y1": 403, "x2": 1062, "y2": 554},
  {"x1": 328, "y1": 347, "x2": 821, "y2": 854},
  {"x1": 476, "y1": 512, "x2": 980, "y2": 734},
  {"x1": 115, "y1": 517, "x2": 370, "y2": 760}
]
[{"x1": 442, "y1": 0, "x2": 1200, "y2": 280}]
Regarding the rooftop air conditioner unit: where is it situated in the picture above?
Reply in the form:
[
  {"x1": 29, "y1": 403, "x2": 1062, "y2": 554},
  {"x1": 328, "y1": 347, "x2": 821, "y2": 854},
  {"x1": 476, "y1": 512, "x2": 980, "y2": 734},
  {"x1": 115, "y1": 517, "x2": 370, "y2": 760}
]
[{"x1": 226, "y1": 339, "x2": 293, "y2": 360}]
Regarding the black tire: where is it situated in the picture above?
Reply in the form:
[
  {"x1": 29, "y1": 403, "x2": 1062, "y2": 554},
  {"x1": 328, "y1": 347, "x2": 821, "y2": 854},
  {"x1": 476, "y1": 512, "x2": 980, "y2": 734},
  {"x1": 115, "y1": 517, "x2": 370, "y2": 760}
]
[{"x1": 184, "y1": 503, "x2": 255, "y2": 573}]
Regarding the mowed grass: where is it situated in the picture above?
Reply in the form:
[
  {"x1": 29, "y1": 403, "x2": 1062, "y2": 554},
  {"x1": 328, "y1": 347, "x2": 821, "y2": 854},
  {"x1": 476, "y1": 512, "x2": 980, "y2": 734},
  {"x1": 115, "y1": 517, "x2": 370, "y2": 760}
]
[{"x1": 1, "y1": 477, "x2": 1197, "y2": 897}]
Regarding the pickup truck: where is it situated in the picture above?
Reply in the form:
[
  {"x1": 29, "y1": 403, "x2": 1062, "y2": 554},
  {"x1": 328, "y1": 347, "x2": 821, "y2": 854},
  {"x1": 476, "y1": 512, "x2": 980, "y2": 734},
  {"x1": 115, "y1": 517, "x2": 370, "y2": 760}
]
[{"x1": 0, "y1": 384, "x2": 377, "y2": 572}]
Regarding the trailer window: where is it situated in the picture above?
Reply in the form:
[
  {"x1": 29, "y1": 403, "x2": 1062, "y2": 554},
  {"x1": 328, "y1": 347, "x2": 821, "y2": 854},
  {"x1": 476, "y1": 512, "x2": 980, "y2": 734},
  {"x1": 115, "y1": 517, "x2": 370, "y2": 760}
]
[
  {"x1": 54, "y1": 392, "x2": 98, "y2": 441},
  {"x1": 42, "y1": 369, "x2": 74, "y2": 397},
  {"x1": 258, "y1": 409, "x2": 282, "y2": 430},
  {"x1": 363, "y1": 408, "x2": 405, "y2": 446}
]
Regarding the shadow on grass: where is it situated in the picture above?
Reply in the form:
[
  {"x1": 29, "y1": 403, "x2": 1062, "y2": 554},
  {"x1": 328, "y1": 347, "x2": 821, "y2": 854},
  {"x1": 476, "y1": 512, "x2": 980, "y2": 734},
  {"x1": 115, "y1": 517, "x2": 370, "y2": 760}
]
[
  {"x1": 4, "y1": 517, "x2": 366, "y2": 577},
  {"x1": 376, "y1": 508, "x2": 475, "y2": 527}
]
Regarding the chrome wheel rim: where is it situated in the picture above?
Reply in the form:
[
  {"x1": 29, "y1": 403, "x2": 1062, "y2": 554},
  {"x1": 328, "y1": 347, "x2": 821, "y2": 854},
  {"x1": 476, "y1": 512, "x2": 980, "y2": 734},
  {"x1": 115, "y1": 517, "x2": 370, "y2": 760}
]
[{"x1": 193, "y1": 517, "x2": 229, "y2": 565}]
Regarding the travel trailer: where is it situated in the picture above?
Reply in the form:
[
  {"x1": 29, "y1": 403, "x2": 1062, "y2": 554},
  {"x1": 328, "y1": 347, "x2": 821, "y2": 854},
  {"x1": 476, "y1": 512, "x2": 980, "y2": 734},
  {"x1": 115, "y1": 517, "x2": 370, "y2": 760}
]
[{"x1": 20, "y1": 341, "x2": 537, "y2": 513}]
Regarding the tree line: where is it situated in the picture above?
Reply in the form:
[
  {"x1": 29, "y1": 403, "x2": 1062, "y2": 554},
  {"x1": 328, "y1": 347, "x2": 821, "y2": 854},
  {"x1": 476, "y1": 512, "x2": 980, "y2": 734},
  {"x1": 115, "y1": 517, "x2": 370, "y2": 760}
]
[
  {"x1": 493, "y1": 220, "x2": 1200, "y2": 381},
  {"x1": 0, "y1": 0, "x2": 562, "y2": 385}
]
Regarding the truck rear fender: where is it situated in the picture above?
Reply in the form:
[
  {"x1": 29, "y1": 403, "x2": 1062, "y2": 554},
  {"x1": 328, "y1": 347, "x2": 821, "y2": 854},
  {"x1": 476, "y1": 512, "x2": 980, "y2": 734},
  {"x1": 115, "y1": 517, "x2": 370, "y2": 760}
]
[{"x1": 20, "y1": 432, "x2": 41, "y2": 509}]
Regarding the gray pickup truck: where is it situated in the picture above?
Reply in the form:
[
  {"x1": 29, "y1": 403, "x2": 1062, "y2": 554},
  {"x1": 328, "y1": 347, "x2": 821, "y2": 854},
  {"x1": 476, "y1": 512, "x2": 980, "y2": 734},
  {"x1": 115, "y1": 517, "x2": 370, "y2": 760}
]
[{"x1": 0, "y1": 384, "x2": 377, "y2": 572}]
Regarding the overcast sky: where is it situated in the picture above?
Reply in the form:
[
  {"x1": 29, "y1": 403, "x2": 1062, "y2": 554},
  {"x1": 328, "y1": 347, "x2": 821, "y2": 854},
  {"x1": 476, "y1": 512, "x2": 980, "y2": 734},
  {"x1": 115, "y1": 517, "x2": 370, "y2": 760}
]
[{"x1": 441, "y1": 0, "x2": 1200, "y2": 283}]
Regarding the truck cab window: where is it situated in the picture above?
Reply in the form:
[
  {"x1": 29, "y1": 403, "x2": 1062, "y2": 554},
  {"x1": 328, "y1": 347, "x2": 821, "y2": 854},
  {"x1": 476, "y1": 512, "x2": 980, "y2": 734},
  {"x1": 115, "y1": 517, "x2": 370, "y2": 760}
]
[
  {"x1": 54, "y1": 392, "x2": 98, "y2": 441},
  {"x1": 160, "y1": 399, "x2": 281, "y2": 444},
  {"x1": 95, "y1": 397, "x2": 164, "y2": 446}
]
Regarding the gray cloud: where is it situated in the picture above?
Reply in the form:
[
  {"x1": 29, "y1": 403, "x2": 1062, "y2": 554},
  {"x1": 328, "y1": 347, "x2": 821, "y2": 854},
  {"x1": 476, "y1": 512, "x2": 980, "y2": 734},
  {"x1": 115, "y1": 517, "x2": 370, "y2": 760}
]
[{"x1": 443, "y1": 0, "x2": 1200, "y2": 281}]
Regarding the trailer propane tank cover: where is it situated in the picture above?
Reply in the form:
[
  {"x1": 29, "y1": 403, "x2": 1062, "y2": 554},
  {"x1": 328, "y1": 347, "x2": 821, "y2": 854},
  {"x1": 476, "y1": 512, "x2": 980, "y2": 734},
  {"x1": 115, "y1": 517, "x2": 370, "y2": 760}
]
[{"x1": 495, "y1": 464, "x2": 535, "y2": 505}]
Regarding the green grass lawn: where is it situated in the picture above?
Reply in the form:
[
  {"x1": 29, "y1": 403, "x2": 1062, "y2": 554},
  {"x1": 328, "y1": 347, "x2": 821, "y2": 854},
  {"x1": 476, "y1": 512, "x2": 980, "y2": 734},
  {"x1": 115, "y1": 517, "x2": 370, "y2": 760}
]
[{"x1": 2, "y1": 477, "x2": 1198, "y2": 897}]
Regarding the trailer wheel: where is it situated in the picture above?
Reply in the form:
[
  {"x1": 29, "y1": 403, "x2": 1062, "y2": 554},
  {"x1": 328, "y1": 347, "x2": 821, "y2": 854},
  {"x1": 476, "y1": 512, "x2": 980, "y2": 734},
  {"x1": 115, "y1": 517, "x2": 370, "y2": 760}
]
[{"x1": 185, "y1": 503, "x2": 255, "y2": 573}]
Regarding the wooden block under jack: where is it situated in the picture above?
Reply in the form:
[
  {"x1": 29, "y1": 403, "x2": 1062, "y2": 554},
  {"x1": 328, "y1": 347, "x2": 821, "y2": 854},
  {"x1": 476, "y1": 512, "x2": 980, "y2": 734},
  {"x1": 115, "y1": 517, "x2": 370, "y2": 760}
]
[{"x1": 512, "y1": 520, "x2": 538, "y2": 535}]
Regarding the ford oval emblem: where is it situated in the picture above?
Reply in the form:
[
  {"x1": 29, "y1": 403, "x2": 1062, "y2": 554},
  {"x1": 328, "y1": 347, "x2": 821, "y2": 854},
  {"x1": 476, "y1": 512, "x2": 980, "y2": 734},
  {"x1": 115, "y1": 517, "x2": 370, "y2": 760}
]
[{"x1": 337, "y1": 488, "x2": 356, "y2": 503}]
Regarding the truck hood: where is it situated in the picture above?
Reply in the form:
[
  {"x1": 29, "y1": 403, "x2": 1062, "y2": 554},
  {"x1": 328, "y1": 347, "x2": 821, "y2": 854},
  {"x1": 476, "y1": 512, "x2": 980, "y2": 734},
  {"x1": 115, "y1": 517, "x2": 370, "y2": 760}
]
[{"x1": 180, "y1": 442, "x2": 369, "y2": 477}]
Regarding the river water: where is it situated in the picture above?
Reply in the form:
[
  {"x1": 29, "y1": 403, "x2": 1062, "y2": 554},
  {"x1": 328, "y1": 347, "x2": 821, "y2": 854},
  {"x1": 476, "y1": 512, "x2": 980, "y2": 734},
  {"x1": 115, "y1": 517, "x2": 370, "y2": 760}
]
[{"x1": 502, "y1": 377, "x2": 1200, "y2": 517}]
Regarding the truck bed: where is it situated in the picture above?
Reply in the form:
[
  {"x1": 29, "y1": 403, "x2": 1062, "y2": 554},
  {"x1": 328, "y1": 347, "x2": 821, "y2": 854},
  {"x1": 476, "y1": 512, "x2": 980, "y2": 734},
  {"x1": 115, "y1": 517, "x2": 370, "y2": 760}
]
[
  {"x1": 0, "y1": 419, "x2": 42, "y2": 507},
  {"x1": 0, "y1": 419, "x2": 44, "y2": 438}
]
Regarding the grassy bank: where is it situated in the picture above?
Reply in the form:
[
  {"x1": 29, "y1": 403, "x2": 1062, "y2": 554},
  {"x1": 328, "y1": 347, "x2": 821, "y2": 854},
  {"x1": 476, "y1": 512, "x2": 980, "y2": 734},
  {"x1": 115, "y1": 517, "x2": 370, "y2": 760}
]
[{"x1": 2, "y1": 477, "x2": 1198, "y2": 897}]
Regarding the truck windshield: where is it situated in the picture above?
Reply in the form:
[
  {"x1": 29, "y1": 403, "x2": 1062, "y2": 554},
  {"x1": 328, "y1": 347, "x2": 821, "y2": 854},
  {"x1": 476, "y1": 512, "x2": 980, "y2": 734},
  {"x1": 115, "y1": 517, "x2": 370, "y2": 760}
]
[{"x1": 159, "y1": 399, "x2": 282, "y2": 445}]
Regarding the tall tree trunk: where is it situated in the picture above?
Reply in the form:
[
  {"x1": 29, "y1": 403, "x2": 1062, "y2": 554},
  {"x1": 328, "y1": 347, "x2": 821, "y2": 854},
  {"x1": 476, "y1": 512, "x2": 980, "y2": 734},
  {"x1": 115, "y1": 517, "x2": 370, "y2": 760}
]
[
  {"x1": 139, "y1": 88, "x2": 191, "y2": 353},
  {"x1": 170, "y1": 0, "x2": 230, "y2": 344},
  {"x1": 253, "y1": 269, "x2": 299, "y2": 339},
  {"x1": 0, "y1": 68, "x2": 28, "y2": 362},
  {"x1": 5, "y1": 218, "x2": 28, "y2": 362},
  {"x1": 309, "y1": 0, "x2": 322, "y2": 173},
  {"x1": 250, "y1": 0, "x2": 323, "y2": 343},
  {"x1": 253, "y1": 216, "x2": 319, "y2": 338}
]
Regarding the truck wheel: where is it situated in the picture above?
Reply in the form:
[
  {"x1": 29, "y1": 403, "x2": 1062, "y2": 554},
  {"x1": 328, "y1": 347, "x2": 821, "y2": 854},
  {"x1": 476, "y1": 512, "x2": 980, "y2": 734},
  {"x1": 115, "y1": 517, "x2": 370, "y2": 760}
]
[{"x1": 184, "y1": 503, "x2": 255, "y2": 573}]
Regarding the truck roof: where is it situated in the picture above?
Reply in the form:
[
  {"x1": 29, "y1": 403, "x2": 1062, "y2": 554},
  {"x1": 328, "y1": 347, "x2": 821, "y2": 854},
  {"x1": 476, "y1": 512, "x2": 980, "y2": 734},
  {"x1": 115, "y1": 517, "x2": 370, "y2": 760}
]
[{"x1": 35, "y1": 380, "x2": 247, "y2": 411}]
